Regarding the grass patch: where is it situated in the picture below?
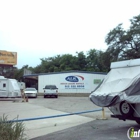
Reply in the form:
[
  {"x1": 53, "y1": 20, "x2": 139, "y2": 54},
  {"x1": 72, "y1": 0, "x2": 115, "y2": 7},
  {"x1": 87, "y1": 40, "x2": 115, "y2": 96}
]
[{"x1": 0, "y1": 115, "x2": 27, "y2": 140}]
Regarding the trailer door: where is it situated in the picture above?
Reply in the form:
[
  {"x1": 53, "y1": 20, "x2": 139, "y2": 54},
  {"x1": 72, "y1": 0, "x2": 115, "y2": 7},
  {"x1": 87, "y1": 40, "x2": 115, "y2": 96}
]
[{"x1": 0, "y1": 80, "x2": 8, "y2": 97}]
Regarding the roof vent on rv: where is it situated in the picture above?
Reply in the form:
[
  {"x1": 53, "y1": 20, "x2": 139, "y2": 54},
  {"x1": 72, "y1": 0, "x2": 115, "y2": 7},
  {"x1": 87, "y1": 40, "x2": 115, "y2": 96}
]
[{"x1": 0, "y1": 76, "x2": 5, "y2": 79}]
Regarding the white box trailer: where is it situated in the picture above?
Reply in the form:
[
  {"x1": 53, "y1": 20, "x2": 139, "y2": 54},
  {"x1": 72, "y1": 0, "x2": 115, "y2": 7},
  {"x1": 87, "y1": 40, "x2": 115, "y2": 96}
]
[
  {"x1": 38, "y1": 72, "x2": 106, "y2": 94},
  {"x1": 0, "y1": 76, "x2": 21, "y2": 97}
]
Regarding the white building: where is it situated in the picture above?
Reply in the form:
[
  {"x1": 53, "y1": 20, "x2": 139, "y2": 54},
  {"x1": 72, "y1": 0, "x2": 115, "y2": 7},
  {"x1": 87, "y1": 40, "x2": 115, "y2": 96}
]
[{"x1": 23, "y1": 71, "x2": 106, "y2": 95}]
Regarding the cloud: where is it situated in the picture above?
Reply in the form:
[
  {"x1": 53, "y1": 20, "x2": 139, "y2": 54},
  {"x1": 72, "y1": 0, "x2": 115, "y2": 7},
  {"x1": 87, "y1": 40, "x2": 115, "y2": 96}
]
[{"x1": 0, "y1": 0, "x2": 140, "y2": 68}]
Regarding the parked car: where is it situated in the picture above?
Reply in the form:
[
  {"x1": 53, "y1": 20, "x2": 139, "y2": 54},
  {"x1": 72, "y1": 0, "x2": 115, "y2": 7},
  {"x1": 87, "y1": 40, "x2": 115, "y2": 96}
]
[
  {"x1": 24, "y1": 88, "x2": 38, "y2": 98},
  {"x1": 43, "y1": 85, "x2": 58, "y2": 98}
]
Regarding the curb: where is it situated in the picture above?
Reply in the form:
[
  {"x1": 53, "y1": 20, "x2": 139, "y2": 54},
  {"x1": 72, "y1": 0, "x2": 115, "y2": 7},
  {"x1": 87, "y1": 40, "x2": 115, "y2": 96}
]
[{"x1": 0, "y1": 98, "x2": 22, "y2": 102}]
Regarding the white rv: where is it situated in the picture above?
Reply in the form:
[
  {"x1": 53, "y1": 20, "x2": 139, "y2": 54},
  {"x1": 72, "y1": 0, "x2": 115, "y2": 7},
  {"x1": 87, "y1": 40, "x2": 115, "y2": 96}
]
[
  {"x1": 0, "y1": 76, "x2": 21, "y2": 98},
  {"x1": 90, "y1": 58, "x2": 140, "y2": 124}
]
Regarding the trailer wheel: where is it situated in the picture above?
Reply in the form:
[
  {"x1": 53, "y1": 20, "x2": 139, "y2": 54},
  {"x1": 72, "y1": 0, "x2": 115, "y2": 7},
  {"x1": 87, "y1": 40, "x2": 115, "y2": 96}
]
[
  {"x1": 136, "y1": 120, "x2": 140, "y2": 125},
  {"x1": 119, "y1": 101, "x2": 134, "y2": 117}
]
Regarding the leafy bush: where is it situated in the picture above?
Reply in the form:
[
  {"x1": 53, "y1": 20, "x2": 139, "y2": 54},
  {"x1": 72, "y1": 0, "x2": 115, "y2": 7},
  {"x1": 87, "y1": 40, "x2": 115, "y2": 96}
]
[{"x1": 0, "y1": 115, "x2": 27, "y2": 140}]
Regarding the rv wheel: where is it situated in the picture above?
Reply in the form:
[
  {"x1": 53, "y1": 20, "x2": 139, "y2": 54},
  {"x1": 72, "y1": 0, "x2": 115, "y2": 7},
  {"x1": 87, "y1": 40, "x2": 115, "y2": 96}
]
[
  {"x1": 119, "y1": 101, "x2": 134, "y2": 117},
  {"x1": 136, "y1": 120, "x2": 140, "y2": 125}
]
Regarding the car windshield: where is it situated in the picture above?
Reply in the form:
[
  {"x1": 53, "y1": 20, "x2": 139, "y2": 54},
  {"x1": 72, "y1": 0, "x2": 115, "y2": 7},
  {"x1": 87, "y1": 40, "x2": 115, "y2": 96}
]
[
  {"x1": 45, "y1": 85, "x2": 57, "y2": 89},
  {"x1": 25, "y1": 88, "x2": 36, "y2": 91}
]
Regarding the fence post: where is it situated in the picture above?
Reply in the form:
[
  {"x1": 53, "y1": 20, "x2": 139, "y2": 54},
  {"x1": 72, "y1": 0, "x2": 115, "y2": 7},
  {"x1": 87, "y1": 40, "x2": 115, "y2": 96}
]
[
  {"x1": 21, "y1": 89, "x2": 26, "y2": 102},
  {"x1": 102, "y1": 107, "x2": 107, "y2": 120}
]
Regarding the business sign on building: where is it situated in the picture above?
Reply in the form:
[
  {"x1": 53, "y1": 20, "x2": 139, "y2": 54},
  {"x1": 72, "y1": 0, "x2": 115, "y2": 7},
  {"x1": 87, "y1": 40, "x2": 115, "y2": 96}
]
[
  {"x1": 0, "y1": 50, "x2": 17, "y2": 65},
  {"x1": 60, "y1": 75, "x2": 88, "y2": 89}
]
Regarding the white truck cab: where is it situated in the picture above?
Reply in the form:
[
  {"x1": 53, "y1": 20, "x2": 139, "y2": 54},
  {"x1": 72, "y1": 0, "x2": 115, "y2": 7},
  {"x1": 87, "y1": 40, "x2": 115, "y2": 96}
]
[{"x1": 43, "y1": 85, "x2": 58, "y2": 98}]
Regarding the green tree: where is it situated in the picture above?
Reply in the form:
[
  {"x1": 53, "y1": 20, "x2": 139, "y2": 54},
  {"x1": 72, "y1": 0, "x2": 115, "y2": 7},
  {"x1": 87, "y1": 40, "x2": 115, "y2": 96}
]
[
  {"x1": 86, "y1": 49, "x2": 108, "y2": 72},
  {"x1": 76, "y1": 51, "x2": 86, "y2": 71},
  {"x1": 59, "y1": 54, "x2": 77, "y2": 71},
  {"x1": 14, "y1": 65, "x2": 30, "y2": 81},
  {"x1": 105, "y1": 14, "x2": 140, "y2": 60}
]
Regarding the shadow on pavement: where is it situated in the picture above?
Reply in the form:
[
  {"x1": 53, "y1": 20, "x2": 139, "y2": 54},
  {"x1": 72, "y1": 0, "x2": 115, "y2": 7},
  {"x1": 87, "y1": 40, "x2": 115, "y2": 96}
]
[{"x1": 31, "y1": 118, "x2": 140, "y2": 140}]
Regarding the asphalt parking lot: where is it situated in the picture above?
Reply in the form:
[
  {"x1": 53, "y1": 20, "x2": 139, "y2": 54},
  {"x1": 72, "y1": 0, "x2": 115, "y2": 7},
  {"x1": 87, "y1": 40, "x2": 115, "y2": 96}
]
[
  {"x1": 28, "y1": 96, "x2": 140, "y2": 140},
  {"x1": 31, "y1": 118, "x2": 140, "y2": 140},
  {"x1": 1, "y1": 96, "x2": 140, "y2": 140},
  {"x1": 28, "y1": 96, "x2": 111, "y2": 119}
]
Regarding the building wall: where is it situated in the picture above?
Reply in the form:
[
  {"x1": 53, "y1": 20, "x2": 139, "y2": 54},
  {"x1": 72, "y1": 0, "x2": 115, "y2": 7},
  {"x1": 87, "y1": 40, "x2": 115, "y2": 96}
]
[{"x1": 38, "y1": 72, "x2": 106, "y2": 94}]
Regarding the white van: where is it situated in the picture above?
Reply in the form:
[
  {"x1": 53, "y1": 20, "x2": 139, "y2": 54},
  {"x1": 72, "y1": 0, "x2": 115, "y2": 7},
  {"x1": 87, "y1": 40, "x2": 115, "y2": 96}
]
[
  {"x1": 0, "y1": 76, "x2": 21, "y2": 97},
  {"x1": 89, "y1": 58, "x2": 140, "y2": 124}
]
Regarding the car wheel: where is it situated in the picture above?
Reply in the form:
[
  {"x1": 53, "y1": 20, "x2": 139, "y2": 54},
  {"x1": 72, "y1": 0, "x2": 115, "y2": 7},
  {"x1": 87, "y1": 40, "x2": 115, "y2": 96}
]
[
  {"x1": 119, "y1": 101, "x2": 134, "y2": 117},
  {"x1": 55, "y1": 95, "x2": 58, "y2": 98},
  {"x1": 44, "y1": 95, "x2": 46, "y2": 98}
]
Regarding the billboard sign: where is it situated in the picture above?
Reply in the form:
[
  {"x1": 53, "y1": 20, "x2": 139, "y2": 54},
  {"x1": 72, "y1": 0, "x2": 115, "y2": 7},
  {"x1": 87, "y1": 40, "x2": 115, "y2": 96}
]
[{"x1": 0, "y1": 51, "x2": 17, "y2": 65}]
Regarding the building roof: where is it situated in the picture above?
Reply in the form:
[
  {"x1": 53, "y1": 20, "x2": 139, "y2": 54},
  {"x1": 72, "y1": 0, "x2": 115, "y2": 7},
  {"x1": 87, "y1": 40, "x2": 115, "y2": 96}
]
[{"x1": 23, "y1": 70, "x2": 107, "y2": 80}]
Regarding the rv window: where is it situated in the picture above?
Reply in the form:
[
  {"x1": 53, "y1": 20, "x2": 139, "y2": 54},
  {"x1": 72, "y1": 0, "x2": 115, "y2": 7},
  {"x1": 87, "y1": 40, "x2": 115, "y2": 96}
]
[{"x1": 3, "y1": 83, "x2": 6, "y2": 87}]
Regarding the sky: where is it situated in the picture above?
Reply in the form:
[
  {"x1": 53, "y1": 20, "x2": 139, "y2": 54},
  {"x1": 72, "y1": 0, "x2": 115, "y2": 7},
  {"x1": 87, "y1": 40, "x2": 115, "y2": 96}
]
[{"x1": 0, "y1": 0, "x2": 140, "y2": 68}]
